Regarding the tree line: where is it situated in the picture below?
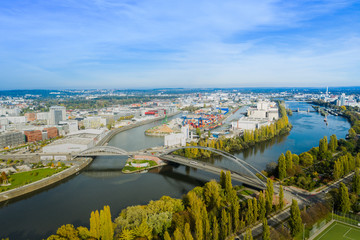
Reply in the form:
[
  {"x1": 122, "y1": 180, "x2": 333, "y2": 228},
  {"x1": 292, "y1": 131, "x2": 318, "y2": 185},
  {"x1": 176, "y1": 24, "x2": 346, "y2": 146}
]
[{"x1": 46, "y1": 171, "x2": 287, "y2": 240}]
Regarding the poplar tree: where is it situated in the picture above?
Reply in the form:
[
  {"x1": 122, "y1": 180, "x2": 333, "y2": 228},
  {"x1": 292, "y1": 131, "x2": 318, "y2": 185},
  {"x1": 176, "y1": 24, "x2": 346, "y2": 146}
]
[
  {"x1": 221, "y1": 208, "x2": 229, "y2": 240},
  {"x1": 353, "y1": 169, "x2": 360, "y2": 195},
  {"x1": 292, "y1": 154, "x2": 299, "y2": 166},
  {"x1": 244, "y1": 228, "x2": 253, "y2": 240},
  {"x1": 252, "y1": 198, "x2": 258, "y2": 222},
  {"x1": 90, "y1": 210, "x2": 100, "y2": 239},
  {"x1": 285, "y1": 150, "x2": 293, "y2": 172},
  {"x1": 289, "y1": 199, "x2": 302, "y2": 236},
  {"x1": 339, "y1": 182, "x2": 351, "y2": 214},
  {"x1": 100, "y1": 205, "x2": 113, "y2": 240},
  {"x1": 163, "y1": 231, "x2": 171, "y2": 240},
  {"x1": 278, "y1": 153, "x2": 286, "y2": 180},
  {"x1": 334, "y1": 160, "x2": 342, "y2": 180},
  {"x1": 246, "y1": 199, "x2": 254, "y2": 224},
  {"x1": 184, "y1": 223, "x2": 194, "y2": 240},
  {"x1": 279, "y1": 185, "x2": 284, "y2": 210},
  {"x1": 266, "y1": 179, "x2": 274, "y2": 205},
  {"x1": 258, "y1": 191, "x2": 266, "y2": 220},
  {"x1": 225, "y1": 171, "x2": 233, "y2": 193},
  {"x1": 329, "y1": 134, "x2": 338, "y2": 152},
  {"x1": 220, "y1": 170, "x2": 226, "y2": 189},
  {"x1": 262, "y1": 219, "x2": 270, "y2": 240},
  {"x1": 212, "y1": 217, "x2": 219, "y2": 240},
  {"x1": 173, "y1": 228, "x2": 184, "y2": 240}
]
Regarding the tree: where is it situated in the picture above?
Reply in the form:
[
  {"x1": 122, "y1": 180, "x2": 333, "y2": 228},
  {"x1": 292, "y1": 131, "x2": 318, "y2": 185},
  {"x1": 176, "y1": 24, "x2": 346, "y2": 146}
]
[
  {"x1": 258, "y1": 191, "x2": 266, "y2": 220},
  {"x1": 173, "y1": 228, "x2": 184, "y2": 240},
  {"x1": 349, "y1": 128, "x2": 356, "y2": 139},
  {"x1": 246, "y1": 199, "x2": 254, "y2": 224},
  {"x1": 225, "y1": 170, "x2": 233, "y2": 193},
  {"x1": 329, "y1": 134, "x2": 338, "y2": 152},
  {"x1": 292, "y1": 154, "x2": 299, "y2": 166},
  {"x1": 220, "y1": 170, "x2": 226, "y2": 189},
  {"x1": 289, "y1": 199, "x2": 302, "y2": 236},
  {"x1": 90, "y1": 210, "x2": 100, "y2": 239},
  {"x1": 134, "y1": 219, "x2": 152, "y2": 240},
  {"x1": 163, "y1": 231, "x2": 171, "y2": 240},
  {"x1": 196, "y1": 128, "x2": 202, "y2": 138},
  {"x1": 118, "y1": 228, "x2": 135, "y2": 240},
  {"x1": 184, "y1": 223, "x2": 194, "y2": 240},
  {"x1": 278, "y1": 154, "x2": 286, "y2": 180},
  {"x1": 212, "y1": 216, "x2": 219, "y2": 240},
  {"x1": 339, "y1": 182, "x2": 351, "y2": 214},
  {"x1": 353, "y1": 169, "x2": 360, "y2": 195},
  {"x1": 262, "y1": 219, "x2": 270, "y2": 240},
  {"x1": 244, "y1": 228, "x2": 253, "y2": 240},
  {"x1": 285, "y1": 150, "x2": 293, "y2": 172},
  {"x1": 299, "y1": 152, "x2": 313, "y2": 167},
  {"x1": 100, "y1": 205, "x2": 113, "y2": 240},
  {"x1": 220, "y1": 208, "x2": 229, "y2": 240},
  {"x1": 266, "y1": 179, "x2": 274, "y2": 206},
  {"x1": 279, "y1": 185, "x2": 284, "y2": 210},
  {"x1": 319, "y1": 136, "x2": 328, "y2": 157},
  {"x1": 51, "y1": 224, "x2": 80, "y2": 240}
]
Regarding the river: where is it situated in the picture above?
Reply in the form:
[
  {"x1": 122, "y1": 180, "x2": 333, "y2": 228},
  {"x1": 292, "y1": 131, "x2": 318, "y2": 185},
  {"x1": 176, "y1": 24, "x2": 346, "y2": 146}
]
[{"x1": 0, "y1": 102, "x2": 351, "y2": 239}]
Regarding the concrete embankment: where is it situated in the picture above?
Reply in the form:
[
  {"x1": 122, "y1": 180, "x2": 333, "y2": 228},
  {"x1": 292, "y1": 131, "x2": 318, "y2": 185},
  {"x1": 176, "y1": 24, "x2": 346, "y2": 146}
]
[
  {"x1": 0, "y1": 158, "x2": 92, "y2": 204},
  {"x1": 97, "y1": 111, "x2": 181, "y2": 146}
]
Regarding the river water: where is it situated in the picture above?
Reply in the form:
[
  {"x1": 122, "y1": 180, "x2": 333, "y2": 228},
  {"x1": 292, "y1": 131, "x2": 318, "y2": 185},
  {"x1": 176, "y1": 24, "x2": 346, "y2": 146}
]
[{"x1": 0, "y1": 102, "x2": 351, "y2": 239}]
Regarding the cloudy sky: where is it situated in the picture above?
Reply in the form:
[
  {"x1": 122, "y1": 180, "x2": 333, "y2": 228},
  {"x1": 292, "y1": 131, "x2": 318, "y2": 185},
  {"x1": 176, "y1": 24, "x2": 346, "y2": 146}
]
[{"x1": 0, "y1": 0, "x2": 359, "y2": 89}]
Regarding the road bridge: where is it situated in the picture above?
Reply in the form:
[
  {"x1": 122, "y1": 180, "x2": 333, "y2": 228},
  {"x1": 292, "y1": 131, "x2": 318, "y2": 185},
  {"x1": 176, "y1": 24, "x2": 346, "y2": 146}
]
[
  {"x1": 161, "y1": 146, "x2": 267, "y2": 189},
  {"x1": 160, "y1": 154, "x2": 266, "y2": 190}
]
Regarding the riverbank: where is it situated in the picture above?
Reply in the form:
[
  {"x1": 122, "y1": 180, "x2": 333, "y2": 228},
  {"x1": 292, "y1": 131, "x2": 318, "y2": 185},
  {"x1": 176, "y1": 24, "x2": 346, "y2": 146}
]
[
  {"x1": 97, "y1": 111, "x2": 181, "y2": 146},
  {"x1": 122, "y1": 155, "x2": 167, "y2": 173},
  {"x1": 0, "y1": 158, "x2": 92, "y2": 204}
]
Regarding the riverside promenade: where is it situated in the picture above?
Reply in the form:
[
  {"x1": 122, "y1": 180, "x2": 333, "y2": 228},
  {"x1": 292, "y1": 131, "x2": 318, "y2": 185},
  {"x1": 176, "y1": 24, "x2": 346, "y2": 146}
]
[{"x1": 0, "y1": 158, "x2": 92, "y2": 204}]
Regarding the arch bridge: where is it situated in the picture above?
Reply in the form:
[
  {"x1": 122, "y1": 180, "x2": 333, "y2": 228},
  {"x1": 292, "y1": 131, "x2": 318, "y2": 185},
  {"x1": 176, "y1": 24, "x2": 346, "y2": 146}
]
[
  {"x1": 160, "y1": 146, "x2": 267, "y2": 189},
  {"x1": 75, "y1": 146, "x2": 129, "y2": 157}
]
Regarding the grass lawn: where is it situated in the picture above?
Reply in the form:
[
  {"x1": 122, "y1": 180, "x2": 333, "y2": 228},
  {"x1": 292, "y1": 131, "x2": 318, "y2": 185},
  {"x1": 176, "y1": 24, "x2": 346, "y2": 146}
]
[
  {"x1": 239, "y1": 189, "x2": 254, "y2": 196},
  {"x1": 314, "y1": 221, "x2": 360, "y2": 240},
  {"x1": 0, "y1": 167, "x2": 67, "y2": 192},
  {"x1": 122, "y1": 160, "x2": 158, "y2": 173}
]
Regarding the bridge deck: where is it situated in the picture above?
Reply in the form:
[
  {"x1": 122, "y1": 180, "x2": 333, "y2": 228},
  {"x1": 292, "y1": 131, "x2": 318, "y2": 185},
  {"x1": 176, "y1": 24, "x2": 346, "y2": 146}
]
[{"x1": 160, "y1": 155, "x2": 266, "y2": 190}]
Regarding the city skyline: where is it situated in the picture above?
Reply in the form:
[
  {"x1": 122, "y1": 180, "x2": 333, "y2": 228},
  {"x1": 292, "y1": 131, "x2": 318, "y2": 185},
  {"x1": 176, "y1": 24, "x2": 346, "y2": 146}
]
[{"x1": 0, "y1": 0, "x2": 359, "y2": 89}]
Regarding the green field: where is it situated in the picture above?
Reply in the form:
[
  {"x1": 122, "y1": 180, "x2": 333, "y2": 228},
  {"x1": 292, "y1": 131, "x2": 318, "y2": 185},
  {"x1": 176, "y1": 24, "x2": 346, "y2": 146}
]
[
  {"x1": 314, "y1": 221, "x2": 360, "y2": 240},
  {"x1": 0, "y1": 167, "x2": 67, "y2": 192}
]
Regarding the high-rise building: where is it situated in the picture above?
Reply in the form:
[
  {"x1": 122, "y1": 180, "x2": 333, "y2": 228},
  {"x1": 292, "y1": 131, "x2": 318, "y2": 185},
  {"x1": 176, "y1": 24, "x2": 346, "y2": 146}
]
[
  {"x1": 340, "y1": 93, "x2": 346, "y2": 106},
  {"x1": 49, "y1": 106, "x2": 66, "y2": 125}
]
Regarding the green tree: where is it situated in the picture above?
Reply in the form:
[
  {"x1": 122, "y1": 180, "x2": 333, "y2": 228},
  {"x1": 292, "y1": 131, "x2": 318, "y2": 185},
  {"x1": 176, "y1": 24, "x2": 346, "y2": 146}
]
[
  {"x1": 184, "y1": 223, "x2": 194, "y2": 240},
  {"x1": 163, "y1": 231, "x2": 171, "y2": 240},
  {"x1": 292, "y1": 154, "x2": 299, "y2": 166},
  {"x1": 220, "y1": 170, "x2": 226, "y2": 189},
  {"x1": 134, "y1": 219, "x2": 152, "y2": 240},
  {"x1": 246, "y1": 199, "x2": 254, "y2": 224},
  {"x1": 90, "y1": 210, "x2": 100, "y2": 239},
  {"x1": 285, "y1": 150, "x2": 293, "y2": 172},
  {"x1": 319, "y1": 136, "x2": 328, "y2": 158},
  {"x1": 220, "y1": 208, "x2": 229, "y2": 240},
  {"x1": 279, "y1": 185, "x2": 284, "y2": 210},
  {"x1": 173, "y1": 227, "x2": 184, "y2": 240},
  {"x1": 262, "y1": 219, "x2": 270, "y2": 240},
  {"x1": 339, "y1": 182, "x2": 351, "y2": 214},
  {"x1": 258, "y1": 191, "x2": 266, "y2": 220},
  {"x1": 100, "y1": 205, "x2": 113, "y2": 240},
  {"x1": 299, "y1": 152, "x2": 313, "y2": 167},
  {"x1": 266, "y1": 178, "x2": 274, "y2": 206},
  {"x1": 244, "y1": 228, "x2": 253, "y2": 240},
  {"x1": 333, "y1": 160, "x2": 342, "y2": 180},
  {"x1": 353, "y1": 169, "x2": 360, "y2": 195},
  {"x1": 289, "y1": 199, "x2": 302, "y2": 236},
  {"x1": 278, "y1": 153, "x2": 286, "y2": 180},
  {"x1": 252, "y1": 198, "x2": 258, "y2": 223},
  {"x1": 329, "y1": 134, "x2": 338, "y2": 152},
  {"x1": 225, "y1": 170, "x2": 233, "y2": 193},
  {"x1": 203, "y1": 180, "x2": 221, "y2": 211},
  {"x1": 212, "y1": 216, "x2": 219, "y2": 240},
  {"x1": 349, "y1": 128, "x2": 356, "y2": 139},
  {"x1": 119, "y1": 229, "x2": 135, "y2": 240}
]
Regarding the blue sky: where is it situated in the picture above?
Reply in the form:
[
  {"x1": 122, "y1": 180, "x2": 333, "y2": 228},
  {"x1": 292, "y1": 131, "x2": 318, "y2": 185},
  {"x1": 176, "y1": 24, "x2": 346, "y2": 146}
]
[{"x1": 0, "y1": 0, "x2": 359, "y2": 89}]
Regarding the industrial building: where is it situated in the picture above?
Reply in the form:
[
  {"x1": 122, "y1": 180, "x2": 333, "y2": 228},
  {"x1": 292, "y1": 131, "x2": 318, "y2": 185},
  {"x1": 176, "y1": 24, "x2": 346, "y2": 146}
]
[
  {"x1": 24, "y1": 130, "x2": 43, "y2": 142},
  {"x1": 42, "y1": 129, "x2": 107, "y2": 154},
  {"x1": 0, "y1": 131, "x2": 25, "y2": 148}
]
